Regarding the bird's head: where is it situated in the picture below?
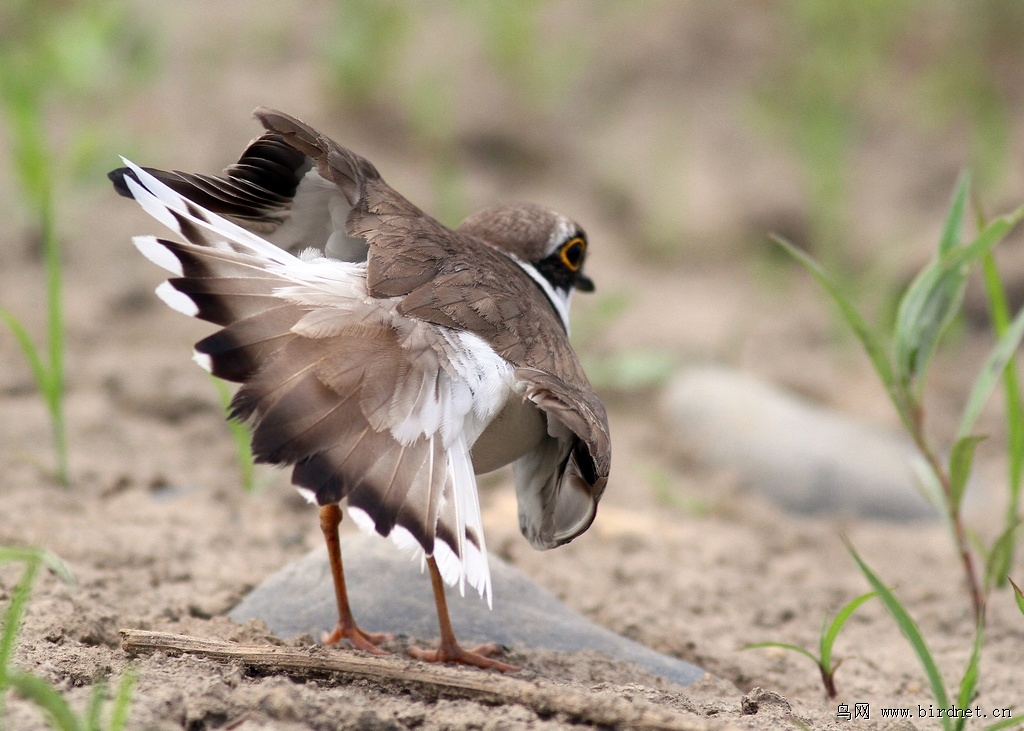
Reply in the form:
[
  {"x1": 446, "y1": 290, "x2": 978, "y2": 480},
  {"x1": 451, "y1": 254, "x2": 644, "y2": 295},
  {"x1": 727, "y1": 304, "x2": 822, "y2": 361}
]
[{"x1": 457, "y1": 204, "x2": 595, "y2": 332}]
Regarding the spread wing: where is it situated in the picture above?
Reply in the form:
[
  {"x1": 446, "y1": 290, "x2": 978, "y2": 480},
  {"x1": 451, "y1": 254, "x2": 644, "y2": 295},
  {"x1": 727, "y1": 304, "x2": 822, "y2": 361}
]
[
  {"x1": 109, "y1": 132, "x2": 369, "y2": 261},
  {"x1": 255, "y1": 109, "x2": 612, "y2": 545},
  {"x1": 118, "y1": 161, "x2": 500, "y2": 603}
]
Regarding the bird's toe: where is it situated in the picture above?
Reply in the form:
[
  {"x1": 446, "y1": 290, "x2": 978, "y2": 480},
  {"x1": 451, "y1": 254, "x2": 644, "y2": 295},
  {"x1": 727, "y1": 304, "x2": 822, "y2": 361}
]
[
  {"x1": 408, "y1": 640, "x2": 518, "y2": 672},
  {"x1": 323, "y1": 624, "x2": 390, "y2": 655}
]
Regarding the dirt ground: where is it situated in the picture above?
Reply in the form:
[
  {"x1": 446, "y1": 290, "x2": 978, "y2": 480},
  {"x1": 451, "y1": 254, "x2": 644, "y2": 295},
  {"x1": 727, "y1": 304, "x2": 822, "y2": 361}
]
[{"x1": 2, "y1": 3, "x2": 1024, "y2": 730}]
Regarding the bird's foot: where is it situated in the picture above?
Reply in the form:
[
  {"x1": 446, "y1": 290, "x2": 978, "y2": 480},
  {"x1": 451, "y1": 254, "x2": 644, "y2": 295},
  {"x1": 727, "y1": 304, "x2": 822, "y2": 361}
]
[
  {"x1": 409, "y1": 640, "x2": 518, "y2": 672},
  {"x1": 322, "y1": 623, "x2": 390, "y2": 655}
]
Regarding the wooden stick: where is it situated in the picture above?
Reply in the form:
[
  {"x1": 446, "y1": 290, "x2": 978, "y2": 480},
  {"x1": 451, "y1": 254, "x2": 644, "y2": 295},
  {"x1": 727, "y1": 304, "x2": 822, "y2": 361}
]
[{"x1": 120, "y1": 630, "x2": 712, "y2": 731}]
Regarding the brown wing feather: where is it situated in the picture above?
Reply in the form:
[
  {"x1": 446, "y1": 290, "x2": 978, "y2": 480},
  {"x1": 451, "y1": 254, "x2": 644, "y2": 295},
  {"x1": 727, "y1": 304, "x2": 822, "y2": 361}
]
[
  {"x1": 255, "y1": 109, "x2": 595, "y2": 385},
  {"x1": 514, "y1": 368, "x2": 611, "y2": 491},
  {"x1": 233, "y1": 315, "x2": 451, "y2": 553},
  {"x1": 254, "y1": 108, "x2": 611, "y2": 509},
  {"x1": 147, "y1": 233, "x2": 456, "y2": 553}
]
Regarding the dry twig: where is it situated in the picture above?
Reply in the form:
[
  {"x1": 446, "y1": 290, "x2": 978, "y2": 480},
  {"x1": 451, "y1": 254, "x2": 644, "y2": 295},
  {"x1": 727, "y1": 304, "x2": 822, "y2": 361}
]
[{"x1": 120, "y1": 630, "x2": 713, "y2": 731}]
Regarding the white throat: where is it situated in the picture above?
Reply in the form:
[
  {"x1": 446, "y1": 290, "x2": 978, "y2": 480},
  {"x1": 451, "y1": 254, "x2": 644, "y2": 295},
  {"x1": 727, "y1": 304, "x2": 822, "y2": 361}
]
[{"x1": 508, "y1": 256, "x2": 572, "y2": 334}]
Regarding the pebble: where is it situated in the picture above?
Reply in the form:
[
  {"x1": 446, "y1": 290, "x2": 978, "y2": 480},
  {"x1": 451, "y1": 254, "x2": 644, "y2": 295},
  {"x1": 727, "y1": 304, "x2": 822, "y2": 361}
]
[
  {"x1": 229, "y1": 533, "x2": 707, "y2": 687},
  {"x1": 662, "y1": 366, "x2": 937, "y2": 520}
]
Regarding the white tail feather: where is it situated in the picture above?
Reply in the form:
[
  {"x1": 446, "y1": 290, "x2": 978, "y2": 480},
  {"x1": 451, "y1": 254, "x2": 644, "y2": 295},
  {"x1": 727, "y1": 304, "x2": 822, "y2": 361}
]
[
  {"x1": 452, "y1": 436, "x2": 492, "y2": 607},
  {"x1": 133, "y1": 235, "x2": 184, "y2": 276},
  {"x1": 121, "y1": 159, "x2": 299, "y2": 266},
  {"x1": 154, "y1": 280, "x2": 198, "y2": 317}
]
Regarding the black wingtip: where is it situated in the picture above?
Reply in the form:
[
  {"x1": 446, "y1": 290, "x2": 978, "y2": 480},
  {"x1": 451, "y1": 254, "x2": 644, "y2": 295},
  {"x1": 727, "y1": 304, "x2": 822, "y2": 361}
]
[{"x1": 108, "y1": 167, "x2": 138, "y2": 198}]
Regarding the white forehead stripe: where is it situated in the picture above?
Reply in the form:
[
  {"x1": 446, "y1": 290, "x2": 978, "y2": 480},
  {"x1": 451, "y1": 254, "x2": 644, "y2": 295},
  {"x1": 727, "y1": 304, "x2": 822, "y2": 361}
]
[{"x1": 547, "y1": 215, "x2": 576, "y2": 252}]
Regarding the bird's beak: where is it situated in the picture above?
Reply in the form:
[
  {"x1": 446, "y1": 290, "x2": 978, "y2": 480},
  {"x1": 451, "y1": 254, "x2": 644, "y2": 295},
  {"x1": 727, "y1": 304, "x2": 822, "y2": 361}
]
[{"x1": 575, "y1": 272, "x2": 595, "y2": 293}]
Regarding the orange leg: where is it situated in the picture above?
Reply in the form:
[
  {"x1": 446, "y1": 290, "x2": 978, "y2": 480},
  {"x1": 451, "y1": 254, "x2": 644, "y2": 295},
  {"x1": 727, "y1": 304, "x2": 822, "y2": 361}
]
[
  {"x1": 408, "y1": 556, "x2": 518, "y2": 672},
  {"x1": 319, "y1": 504, "x2": 388, "y2": 654}
]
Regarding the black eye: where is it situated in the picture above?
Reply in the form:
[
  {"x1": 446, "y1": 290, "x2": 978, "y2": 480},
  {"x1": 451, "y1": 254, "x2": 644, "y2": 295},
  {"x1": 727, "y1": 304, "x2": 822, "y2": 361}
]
[{"x1": 559, "y1": 237, "x2": 586, "y2": 271}]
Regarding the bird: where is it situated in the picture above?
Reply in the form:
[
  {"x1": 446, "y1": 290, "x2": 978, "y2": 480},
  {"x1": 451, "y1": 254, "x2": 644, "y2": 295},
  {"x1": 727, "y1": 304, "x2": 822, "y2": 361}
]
[{"x1": 109, "y1": 108, "x2": 610, "y2": 671}]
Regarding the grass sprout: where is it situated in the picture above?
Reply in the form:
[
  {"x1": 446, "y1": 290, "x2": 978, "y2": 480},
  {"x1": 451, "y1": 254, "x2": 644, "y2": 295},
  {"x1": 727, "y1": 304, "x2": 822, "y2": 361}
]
[
  {"x1": 744, "y1": 589, "x2": 876, "y2": 698},
  {"x1": 0, "y1": 547, "x2": 74, "y2": 701},
  {"x1": 210, "y1": 376, "x2": 258, "y2": 494},
  {"x1": 845, "y1": 541, "x2": 952, "y2": 715},
  {"x1": 775, "y1": 176, "x2": 1024, "y2": 621},
  {"x1": 974, "y1": 203, "x2": 1024, "y2": 586},
  {"x1": 0, "y1": 207, "x2": 66, "y2": 485},
  {"x1": 6, "y1": 669, "x2": 135, "y2": 731},
  {"x1": 1009, "y1": 577, "x2": 1024, "y2": 618},
  {"x1": 1, "y1": 546, "x2": 134, "y2": 730},
  {"x1": 848, "y1": 542, "x2": 1024, "y2": 731},
  {"x1": 774, "y1": 176, "x2": 1024, "y2": 726},
  {"x1": 0, "y1": 1, "x2": 154, "y2": 487},
  {"x1": 0, "y1": 84, "x2": 68, "y2": 485}
]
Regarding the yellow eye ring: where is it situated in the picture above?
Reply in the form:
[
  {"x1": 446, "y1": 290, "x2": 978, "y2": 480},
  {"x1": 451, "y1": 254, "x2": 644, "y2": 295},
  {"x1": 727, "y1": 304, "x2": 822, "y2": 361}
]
[{"x1": 560, "y1": 237, "x2": 586, "y2": 271}]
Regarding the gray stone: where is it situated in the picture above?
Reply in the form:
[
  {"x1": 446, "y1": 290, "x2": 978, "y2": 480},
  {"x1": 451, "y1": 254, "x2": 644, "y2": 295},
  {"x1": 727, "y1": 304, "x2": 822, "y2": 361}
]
[
  {"x1": 230, "y1": 533, "x2": 707, "y2": 687},
  {"x1": 663, "y1": 366, "x2": 936, "y2": 520}
]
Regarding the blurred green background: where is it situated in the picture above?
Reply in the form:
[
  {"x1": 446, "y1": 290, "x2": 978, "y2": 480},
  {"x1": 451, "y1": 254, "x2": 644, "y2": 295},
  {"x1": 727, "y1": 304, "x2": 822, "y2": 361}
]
[{"x1": 2, "y1": 0, "x2": 1024, "y2": 386}]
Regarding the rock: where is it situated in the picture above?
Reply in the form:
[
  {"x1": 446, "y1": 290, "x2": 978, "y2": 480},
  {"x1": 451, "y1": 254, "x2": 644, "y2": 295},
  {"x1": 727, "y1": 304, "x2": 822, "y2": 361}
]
[
  {"x1": 230, "y1": 534, "x2": 707, "y2": 687},
  {"x1": 740, "y1": 687, "x2": 793, "y2": 716},
  {"x1": 663, "y1": 366, "x2": 936, "y2": 520}
]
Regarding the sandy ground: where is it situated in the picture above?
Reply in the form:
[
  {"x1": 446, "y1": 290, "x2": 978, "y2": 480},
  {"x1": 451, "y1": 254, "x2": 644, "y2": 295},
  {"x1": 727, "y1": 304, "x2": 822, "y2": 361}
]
[{"x1": 3, "y1": 3, "x2": 1024, "y2": 729}]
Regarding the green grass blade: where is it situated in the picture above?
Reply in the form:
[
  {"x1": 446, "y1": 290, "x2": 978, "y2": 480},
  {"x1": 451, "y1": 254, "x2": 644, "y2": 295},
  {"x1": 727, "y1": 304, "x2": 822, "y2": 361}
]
[
  {"x1": 1, "y1": 304, "x2": 68, "y2": 486},
  {"x1": 210, "y1": 376, "x2": 256, "y2": 493},
  {"x1": 911, "y1": 454, "x2": 948, "y2": 516},
  {"x1": 41, "y1": 187, "x2": 63, "y2": 404},
  {"x1": 36, "y1": 549, "x2": 73, "y2": 586},
  {"x1": 892, "y1": 259, "x2": 967, "y2": 391},
  {"x1": 893, "y1": 201, "x2": 1024, "y2": 406},
  {"x1": 0, "y1": 547, "x2": 73, "y2": 709},
  {"x1": 954, "y1": 620, "x2": 984, "y2": 731},
  {"x1": 741, "y1": 641, "x2": 822, "y2": 666},
  {"x1": 1009, "y1": 577, "x2": 1024, "y2": 618},
  {"x1": 0, "y1": 554, "x2": 39, "y2": 719},
  {"x1": 984, "y1": 713, "x2": 1024, "y2": 731},
  {"x1": 108, "y1": 668, "x2": 136, "y2": 731},
  {"x1": 981, "y1": 520, "x2": 1020, "y2": 593},
  {"x1": 979, "y1": 251, "x2": 1024, "y2": 485},
  {"x1": 0, "y1": 187, "x2": 70, "y2": 486},
  {"x1": 953, "y1": 205, "x2": 1024, "y2": 270},
  {"x1": 845, "y1": 539, "x2": 951, "y2": 727},
  {"x1": 948, "y1": 435, "x2": 986, "y2": 514},
  {"x1": 84, "y1": 676, "x2": 106, "y2": 731},
  {"x1": 891, "y1": 176, "x2": 970, "y2": 390},
  {"x1": 772, "y1": 235, "x2": 908, "y2": 426},
  {"x1": 980, "y1": 252, "x2": 1024, "y2": 580},
  {"x1": 984, "y1": 521, "x2": 1022, "y2": 593},
  {"x1": 819, "y1": 590, "x2": 877, "y2": 672},
  {"x1": 0, "y1": 546, "x2": 74, "y2": 585},
  {"x1": 5, "y1": 670, "x2": 82, "y2": 731},
  {"x1": 0, "y1": 554, "x2": 40, "y2": 691},
  {"x1": 938, "y1": 174, "x2": 970, "y2": 255},
  {"x1": 957, "y1": 303, "x2": 1024, "y2": 441},
  {"x1": 0, "y1": 308, "x2": 50, "y2": 394},
  {"x1": 41, "y1": 184, "x2": 70, "y2": 486}
]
